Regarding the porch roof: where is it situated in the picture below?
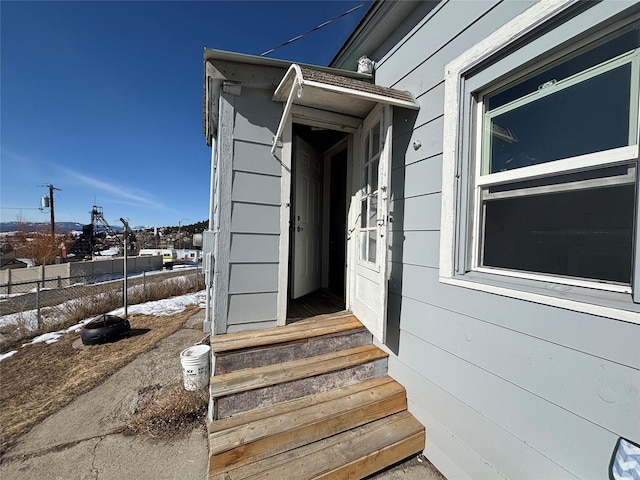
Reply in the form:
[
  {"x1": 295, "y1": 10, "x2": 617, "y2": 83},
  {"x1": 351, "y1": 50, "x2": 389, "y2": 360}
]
[
  {"x1": 202, "y1": 48, "x2": 373, "y2": 144},
  {"x1": 273, "y1": 64, "x2": 418, "y2": 117},
  {"x1": 271, "y1": 63, "x2": 418, "y2": 154}
]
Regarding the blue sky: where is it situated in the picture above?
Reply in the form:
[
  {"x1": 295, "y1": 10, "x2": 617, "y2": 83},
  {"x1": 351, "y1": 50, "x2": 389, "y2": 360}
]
[{"x1": 1, "y1": 0, "x2": 369, "y2": 228}]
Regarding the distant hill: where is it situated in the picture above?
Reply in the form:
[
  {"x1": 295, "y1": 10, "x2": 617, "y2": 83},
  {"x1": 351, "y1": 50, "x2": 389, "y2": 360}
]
[
  {"x1": 0, "y1": 221, "x2": 207, "y2": 235},
  {"x1": 0, "y1": 221, "x2": 124, "y2": 234}
]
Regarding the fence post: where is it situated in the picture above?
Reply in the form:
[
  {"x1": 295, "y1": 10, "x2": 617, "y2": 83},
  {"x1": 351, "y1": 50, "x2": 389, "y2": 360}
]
[
  {"x1": 7, "y1": 268, "x2": 11, "y2": 295},
  {"x1": 58, "y1": 275, "x2": 62, "y2": 288},
  {"x1": 143, "y1": 271, "x2": 146, "y2": 296},
  {"x1": 36, "y1": 281, "x2": 42, "y2": 330}
]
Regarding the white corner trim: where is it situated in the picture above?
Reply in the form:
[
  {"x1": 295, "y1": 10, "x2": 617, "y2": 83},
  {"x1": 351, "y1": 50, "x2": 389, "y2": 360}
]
[
  {"x1": 439, "y1": 277, "x2": 640, "y2": 324},
  {"x1": 440, "y1": 0, "x2": 577, "y2": 279},
  {"x1": 277, "y1": 116, "x2": 293, "y2": 326}
]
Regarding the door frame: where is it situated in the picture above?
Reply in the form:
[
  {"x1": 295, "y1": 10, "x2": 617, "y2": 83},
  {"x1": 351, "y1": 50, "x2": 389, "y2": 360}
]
[
  {"x1": 276, "y1": 106, "x2": 392, "y2": 331},
  {"x1": 276, "y1": 110, "x2": 356, "y2": 325},
  {"x1": 349, "y1": 104, "x2": 392, "y2": 342}
]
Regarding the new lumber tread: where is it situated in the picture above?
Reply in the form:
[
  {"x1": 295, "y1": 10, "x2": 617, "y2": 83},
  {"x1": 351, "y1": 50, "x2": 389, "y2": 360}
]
[
  {"x1": 208, "y1": 378, "x2": 407, "y2": 470},
  {"x1": 209, "y1": 411, "x2": 425, "y2": 480},
  {"x1": 211, "y1": 313, "x2": 362, "y2": 353},
  {"x1": 210, "y1": 344, "x2": 388, "y2": 399}
]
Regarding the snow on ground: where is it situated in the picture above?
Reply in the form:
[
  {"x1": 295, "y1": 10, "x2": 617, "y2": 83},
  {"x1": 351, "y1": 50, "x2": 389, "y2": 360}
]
[
  {"x1": 0, "y1": 350, "x2": 17, "y2": 361},
  {"x1": 109, "y1": 290, "x2": 205, "y2": 317},
  {"x1": 0, "y1": 290, "x2": 206, "y2": 361},
  {"x1": 93, "y1": 247, "x2": 120, "y2": 257}
]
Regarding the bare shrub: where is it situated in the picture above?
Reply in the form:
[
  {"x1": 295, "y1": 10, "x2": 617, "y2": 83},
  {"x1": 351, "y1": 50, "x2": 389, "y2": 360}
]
[
  {"x1": 123, "y1": 383, "x2": 208, "y2": 439},
  {"x1": 129, "y1": 274, "x2": 204, "y2": 306},
  {"x1": 57, "y1": 289, "x2": 123, "y2": 325},
  {"x1": 7, "y1": 229, "x2": 66, "y2": 266}
]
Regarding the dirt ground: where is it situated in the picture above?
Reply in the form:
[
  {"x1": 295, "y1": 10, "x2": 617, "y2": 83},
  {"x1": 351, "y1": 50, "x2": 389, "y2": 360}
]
[
  {"x1": 0, "y1": 306, "x2": 203, "y2": 454},
  {"x1": 0, "y1": 307, "x2": 447, "y2": 480}
]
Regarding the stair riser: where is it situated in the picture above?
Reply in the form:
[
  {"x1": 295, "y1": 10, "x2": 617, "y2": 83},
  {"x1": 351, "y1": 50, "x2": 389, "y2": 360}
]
[
  {"x1": 214, "y1": 357, "x2": 388, "y2": 419},
  {"x1": 213, "y1": 330, "x2": 372, "y2": 374}
]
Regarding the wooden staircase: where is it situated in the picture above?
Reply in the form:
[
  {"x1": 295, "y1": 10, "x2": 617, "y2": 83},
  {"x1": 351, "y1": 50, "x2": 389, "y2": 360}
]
[{"x1": 207, "y1": 312, "x2": 425, "y2": 480}]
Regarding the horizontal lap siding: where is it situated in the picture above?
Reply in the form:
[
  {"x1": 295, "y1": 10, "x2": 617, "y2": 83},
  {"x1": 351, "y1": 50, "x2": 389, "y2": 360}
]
[
  {"x1": 226, "y1": 89, "x2": 282, "y2": 328},
  {"x1": 372, "y1": 0, "x2": 640, "y2": 478}
]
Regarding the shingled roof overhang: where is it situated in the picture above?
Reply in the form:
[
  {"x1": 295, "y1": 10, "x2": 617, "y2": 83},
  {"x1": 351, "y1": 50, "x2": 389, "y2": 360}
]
[
  {"x1": 202, "y1": 48, "x2": 374, "y2": 145},
  {"x1": 271, "y1": 64, "x2": 418, "y2": 154}
]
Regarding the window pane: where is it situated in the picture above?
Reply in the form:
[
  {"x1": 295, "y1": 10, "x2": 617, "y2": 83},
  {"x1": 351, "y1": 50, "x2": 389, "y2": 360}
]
[
  {"x1": 482, "y1": 183, "x2": 635, "y2": 283},
  {"x1": 487, "y1": 28, "x2": 640, "y2": 110},
  {"x1": 360, "y1": 231, "x2": 367, "y2": 261},
  {"x1": 361, "y1": 163, "x2": 368, "y2": 193},
  {"x1": 487, "y1": 63, "x2": 632, "y2": 174},
  {"x1": 371, "y1": 122, "x2": 381, "y2": 156},
  {"x1": 360, "y1": 199, "x2": 367, "y2": 228},
  {"x1": 371, "y1": 159, "x2": 379, "y2": 192},
  {"x1": 368, "y1": 231, "x2": 377, "y2": 263},
  {"x1": 364, "y1": 132, "x2": 370, "y2": 161},
  {"x1": 369, "y1": 193, "x2": 378, "y2": 228}
]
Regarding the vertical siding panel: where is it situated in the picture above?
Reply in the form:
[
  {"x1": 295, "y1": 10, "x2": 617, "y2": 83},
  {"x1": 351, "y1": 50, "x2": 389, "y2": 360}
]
[
  {"x1": 227, "y1": 292, "x2": 278, "y2": 325},
  {"x1": 226, "y1": 88, "x2": 283, "y2": 330},
  {"x1": 214, "y1": 92, "x2": 234, "y2": 335},
  {"x1": 396, "y1": 330, "x2": 619, "y2": 479},
  {"x1": 388, "y1": 356, "x2": 582, "y2": 480},
  {"x1": 369, "y1": 1, "x2": 640, "y2": 479},
  {"x1": 399, "y1": 296, "x2": 640, "y2": 440},
  {"x1": 400, "y1": 265, "x2": 640, "y2": 368}
]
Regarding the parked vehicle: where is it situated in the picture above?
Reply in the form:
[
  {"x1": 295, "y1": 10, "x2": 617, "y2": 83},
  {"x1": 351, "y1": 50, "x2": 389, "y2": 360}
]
[{"x1": 138, "y1": 248, "x2": 177, "y2": 265}]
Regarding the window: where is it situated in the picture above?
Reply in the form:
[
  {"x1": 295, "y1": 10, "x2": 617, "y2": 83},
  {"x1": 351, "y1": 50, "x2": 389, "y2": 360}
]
[
  {"x1": 441, "y1": 2, "x2": 640, "y2": 320},
  {"x1": 478, "y1": 32, "x2": 639, "y2": 286},
  {"x1": 359, "y1": 118, "x2": 382, "y2": 265}
]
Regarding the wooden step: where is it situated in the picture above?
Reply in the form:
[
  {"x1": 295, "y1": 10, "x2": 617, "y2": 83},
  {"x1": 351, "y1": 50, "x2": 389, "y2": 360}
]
[
  {"x1": 209, "y1": 376, "x2": 407, "y2": 474},
  {"x1": 210, "y1": 344, "x2": 388, "y2": 418},
  {"x1": 211, "y1": 312, "x2": 362, "y2": 353},
  {"x1": 214, "y1": 327, "x2": 373, "y2": 374},
  {"x1": 213, "y1": 313, "x2": 371, "y2": 375},
  {"x1": 210, "y1": 410, "x2": 425, "y2": 480}
]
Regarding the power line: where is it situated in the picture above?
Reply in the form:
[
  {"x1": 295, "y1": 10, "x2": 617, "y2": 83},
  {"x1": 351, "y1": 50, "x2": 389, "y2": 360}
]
[
  {"x1": 259, "y1": 2, "x2": 369, "y2": 57},
  {"x1": 1, "y1": 207, "x2": 41, "y2": 210}
]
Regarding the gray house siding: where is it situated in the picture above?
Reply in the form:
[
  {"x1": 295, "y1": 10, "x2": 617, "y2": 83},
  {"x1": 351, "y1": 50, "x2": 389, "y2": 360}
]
[
  {"x1": 360, "y1": 1, "x2": 639, "y2": 479},
  {"x1": 215, "y1": 87, "x2": 283, "y2": 333}
]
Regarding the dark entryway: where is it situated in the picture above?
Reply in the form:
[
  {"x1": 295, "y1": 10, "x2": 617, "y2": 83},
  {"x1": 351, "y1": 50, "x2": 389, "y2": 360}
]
[{"x1": 328, "y1": 148, "x2": 347, "y2": 300}]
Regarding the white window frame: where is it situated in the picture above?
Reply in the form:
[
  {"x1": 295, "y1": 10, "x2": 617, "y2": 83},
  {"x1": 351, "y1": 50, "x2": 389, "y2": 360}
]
[
  {"x1": 358, "y1": 105, "x2": 385, "y2": 271},
  {"x1": 440, "y1": 0, "x2": 640, "y2": 323}
]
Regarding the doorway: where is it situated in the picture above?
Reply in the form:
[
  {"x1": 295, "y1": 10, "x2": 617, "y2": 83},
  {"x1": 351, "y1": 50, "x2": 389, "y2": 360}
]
[{"x1": 287, "y1": 125, "x2": 349, "y2": 321}]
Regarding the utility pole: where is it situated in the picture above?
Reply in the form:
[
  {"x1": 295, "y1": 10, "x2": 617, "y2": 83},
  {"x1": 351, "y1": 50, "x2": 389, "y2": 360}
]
[
  {"x1": 120, "y1": 218, "x2": 129, "y2": 317},
  {"x1": 39, "y1": 184, "x2": 62, "y2": 239}
]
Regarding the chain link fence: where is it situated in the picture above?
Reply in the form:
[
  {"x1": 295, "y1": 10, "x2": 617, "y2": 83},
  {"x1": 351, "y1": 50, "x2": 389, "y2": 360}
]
[{"x1": 0, "y1": 266, "x2": 204, "y2": 351}]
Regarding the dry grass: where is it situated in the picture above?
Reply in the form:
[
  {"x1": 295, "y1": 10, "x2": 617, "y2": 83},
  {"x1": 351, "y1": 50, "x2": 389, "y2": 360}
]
[
  {"x1": 123, "y1": 383, "x2": 208, "y2": 439},
  {"x1": 0, "y1": 307, "x2": 198, "y2": 454},
  {"x1": 0, "y1": 273, "x2": 204, "y2": 352},
  {"x1": 56, "y1": 289, "x2": 123, "y2": 325}
]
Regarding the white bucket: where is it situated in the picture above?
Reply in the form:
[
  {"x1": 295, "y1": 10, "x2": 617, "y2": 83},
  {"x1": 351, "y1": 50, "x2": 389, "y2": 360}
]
[{"x1": 180, "y1": 344, "x2": 211, "y2": 391}]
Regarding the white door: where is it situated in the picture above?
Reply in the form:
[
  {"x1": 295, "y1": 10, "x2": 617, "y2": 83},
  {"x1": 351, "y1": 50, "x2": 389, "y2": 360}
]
[
  {"x1": 291, "y1": 136, "x2": 323, "y2": 299},
  {"x1": 350, "y1": 104, "x2": 392, "y2": 342}
]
